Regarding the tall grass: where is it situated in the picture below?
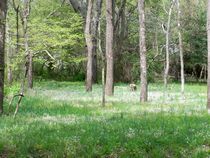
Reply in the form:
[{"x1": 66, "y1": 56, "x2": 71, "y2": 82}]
[{"x1": 0, "y1": 81, "x2": 209, "y2": 157}]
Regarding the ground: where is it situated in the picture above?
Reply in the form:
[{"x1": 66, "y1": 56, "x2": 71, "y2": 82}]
[{"x1": 0, "y1": 81, "x2": 210, "y2": 157}]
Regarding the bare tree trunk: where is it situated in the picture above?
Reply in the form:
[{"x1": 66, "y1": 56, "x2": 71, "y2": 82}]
[
  {"x1": 69, "y1": 0, "x2": 102, "y2": 85},
  {"x1": 205, "y1": 65, "x2": 207, "y2": 81},
  {"x1": 200, "y1": 65, "x2": 204, "y2": 80},
  {"x1": 0, "y1": 0, "x2": 7, "y2": 114},
  {"x1": 177, "y1": 0, "x2": 185, "y2": 95},
  {"x1": 164, "y1": 0, "x2": 174, "y2": 90},
  {"x1": 98, "y1": 16, "x2": 105, "y2": 106},
  {"x1": 138, "y1": 0, "x2": 147, "y2": 102},
  {"x1": 6, "y1": 19, "x2": 13, "y2": 84},
  {"x1": 85, "y1": 0, "x2": 94, "y2": 92},
  {"x1": 21, "y1": 0, "x2": 32, "y2": 89},
  {"x1": 92, "y1": 0, "x2": 102, "y2": 83},
  {"x1": 207, "y1": 0, "x2": 210, "y2": 112},
  {"x1": 28, "y1": 51, "x2": 33, "y2": 88},
  {"x1": 16, "y1": 5, "x2": 19, "y2": 54},
  {"x1": 105, "y1": 0, "x2": 114, "y2": 96}
]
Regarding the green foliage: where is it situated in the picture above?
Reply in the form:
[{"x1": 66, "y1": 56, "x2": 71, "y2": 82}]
[{"x1": 5, "y1": 0, "x2": 209, "y2": 82}]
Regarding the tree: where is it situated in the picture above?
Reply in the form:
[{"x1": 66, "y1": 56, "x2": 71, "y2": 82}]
[
  {"x1": 6, "y1": 17, "x2": 13, "y2": 85},
  {"x1": 0, "y1": 0, "x2": 7, "y2": 114},
  {"x1": 138, "y1": 0, "x2": 147, "y2": 102},
  {"x1": 163, "y1": 0, "x2": 175, "y2": 90},
  {"x1": 21, "y1": 0, "x2": 32, "y2": 88},
  {"x1": 207, "y1": 0, "x2": 210, "y2": 112},
  {"x1": 92, "y1": 0, "x2": 102, "y2": 83},
  {"x1": 69, "y1": 0, "x2": 102, "y2": 84},
  {"x1": 176, "y1": 0, "x2": 185, "y2": 95},
  {"x1": 105, "y1": 0, "x2": 114, "y2": 96},
  {"x1": 85, "y1": 0, "x2": 94, "y2": 91}
]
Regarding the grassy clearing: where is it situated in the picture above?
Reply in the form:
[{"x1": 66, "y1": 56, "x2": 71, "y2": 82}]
[{"x1": 0, "y1": 81, "x2": 210, "y2": 157}]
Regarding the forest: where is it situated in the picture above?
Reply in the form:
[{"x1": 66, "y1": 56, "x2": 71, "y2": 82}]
[{"x1": 1, "y1": 0, "x2": 210, "y2": 157}]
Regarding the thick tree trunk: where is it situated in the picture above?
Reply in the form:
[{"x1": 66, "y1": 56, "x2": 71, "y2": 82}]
[
  {"x1": 164, "y1": 1, "x2": 174, "y2": 90},
  {"x1": 138, "y1": 0, "x2": 147, "y2": 102},
  {"x1": 105, "y1": 0, "x2": 114, "y2": 96},
  {"x1": 69, "y1": 0, "x2": 102, "y2": 84},
  {"x1": 177, "y1": 0, "x2": 185, "y2": 95},
  {"x1": 85, "y1": 0, "x2": 94, "y2": 92},
  {"x1": 207, "y1": 0, "x2": 210, "y2": 112},
  {"x1": 0, "y1": 0, "x2": 7, "y2": 114}
]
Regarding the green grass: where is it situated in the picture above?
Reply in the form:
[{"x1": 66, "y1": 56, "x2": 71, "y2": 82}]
[{"x1": 0, "y1": 81, "x2": 210, "y2": 157}]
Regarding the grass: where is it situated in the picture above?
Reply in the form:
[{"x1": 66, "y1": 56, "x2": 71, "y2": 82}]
[{"x1": 0, "y1": 81, "x2": 210, "y2": 157}]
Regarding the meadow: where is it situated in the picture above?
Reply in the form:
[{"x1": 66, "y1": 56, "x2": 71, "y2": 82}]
[{"x1": 0, "y1": 81, "x2": 210, "y2": 157}]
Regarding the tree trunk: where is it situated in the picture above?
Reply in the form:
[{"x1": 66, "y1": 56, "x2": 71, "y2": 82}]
[
  {"x1": 6, "y1": 19, "x2": 13, "y2": 85},
  {"x1": 0, "y1": 0, "x2": 7, "y2": 114},
  {"x1": 69, "y1": 0, "x2": 102, "y2": 85},
  {"x1": 177, "y1": 0, "x2": 185, "y2": 95},
  {"x1": 28, "y1": 51, "x2": 33, "y2": 88},
  {"x1": 92, "y1": 0, "x2": 102, "y2": 83},
  {"x1": 138, "y1": 0, "x2": 147, "y2": 102},
  {"x1": 98, "y1": 15, "x2": 105, "y2": 106},
  {"x1": 164, "y1": 1, "x2": 174, "y2": 90},
  {"x1": 105, "y1": 0, "x2": 114, "y2": 96},
  {"x1": 207, "y1": 0, "x2": 210, "y2": 112},
  {"x1": 85, "y1": 0, "x2": 94, "y2": 92},
  {"x1": 22, "y1": 0, "x2": 32, "y2": 89},
  {"x1": 16, "y1": 5, "x2": 19, "y2": 54},
  {"x1": 68, "y1": 0, "x2": 87, "y2": 18}
]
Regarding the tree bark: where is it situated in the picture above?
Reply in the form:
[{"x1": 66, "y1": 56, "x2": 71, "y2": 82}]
[
  {"x1": 68, "y1": 0, "x2": 87, "y2": 18},
  {"x1": 207, "y1": 0, "x2": 210, "y2": 112},
  {"x1": 16, "y1": 5, "x2": 19, "y2": 54},
  {"x1": 21, "y1": 0, "x2": 32, "y2": 89},
  {"x1": 28, "y1": 51, "x2": 33, "y2": 88},
  {"x1": 164, "y1": 0, "x2": 174, "y2": 90},
  {"x1": 98, "y1": 15, "x2": 105, "y2": 106},
  {"x1": 105, "y1": 0, "x2": 114, "y2": 96},
  {"x1": 177, "y1": 0, "x2": 185, "y2": 95},
  {"x1": 138, "y1": 0, "x2": 147, "y2": 102},
  {"x1": 69, "y1": 0, "x2": 102, "y2": 85},
  {"x1": 85, "y1": 0, "x2": 94, "y2": 92},
  {"x1": 92, "y1": 0, "x2": 102, "y2": 83},
  {"x1": 0, "y1": 0, "x2": 7, "y2": 114},
  {"x1": 6, "y1": 19, "x2": 13, "y2": 85}
]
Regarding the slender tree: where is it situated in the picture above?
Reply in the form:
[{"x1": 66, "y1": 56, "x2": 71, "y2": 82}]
[
  {"x1": 177, "y1": 0, "x2": 185, "y2": 95},
  {"x1": 163, "y1": 0, "x2": 175, "y2": 90},
  {"x1": 11, "y1": 0, "x2": 20, "y2": 55},
  {"x1": 85, "y1": 0, "x2": 94, "y2": 91},
  {"x1": 0, "y1": 0, "x2": 7, "y2": 114},
  {"x1": 105, "y1": 0, "x2": 114, "y2": 96},
  {"x1": 98, "y1": 14, "x2": 105, "y2": 106},
  {"x1": 6, "y1": 17, "x2": 13, "y2": 84},
  {"x1": 138, "y1": 0, "x2": 147, "y2": 102},
  {"x1": 207, "y1": 0, "x2": 210, "y2": 112},
  {"x1": 21, "y1": 0, "x2": 32, "y2": 88},
  {"x1": 92, "y1": 0, "x2": 102, "y2": 83}
]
